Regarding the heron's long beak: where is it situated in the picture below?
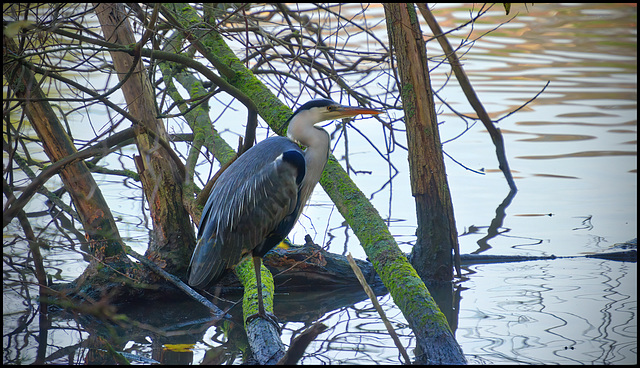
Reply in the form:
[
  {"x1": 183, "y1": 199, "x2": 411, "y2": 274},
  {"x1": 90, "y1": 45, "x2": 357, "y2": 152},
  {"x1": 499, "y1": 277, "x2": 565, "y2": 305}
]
[{"x1": 336, "y1": 105, "x2": 384, "y2": 118}]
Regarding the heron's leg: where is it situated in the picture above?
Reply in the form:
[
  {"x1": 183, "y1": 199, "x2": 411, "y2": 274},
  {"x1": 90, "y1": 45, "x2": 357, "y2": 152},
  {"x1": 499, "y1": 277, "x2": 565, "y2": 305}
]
[
  {"x1": 252, "y1": 255, "x2": 266, "y2": 317},
  {"x1": 247, "y1": 256, "x2": 281, "y2": 333}
]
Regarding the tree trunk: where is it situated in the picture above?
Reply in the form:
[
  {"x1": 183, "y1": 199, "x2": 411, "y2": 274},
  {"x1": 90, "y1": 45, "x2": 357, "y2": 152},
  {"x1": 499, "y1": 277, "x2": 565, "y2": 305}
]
[
  {"x1": 384, "y1": 3, "x2": 459, "y2": 285},
  {"x1": 94, "y1": 3, "x2": 196, "y2": 276},
  {"x1": 3, "y1": 36, "x2": 125, "y2": 260},
  {"x1": 384, "y1": 3, "x2": 465, "y2": 364},
  {"x1": 3, "y1": 35, "x2": 150, "y2": 303}
]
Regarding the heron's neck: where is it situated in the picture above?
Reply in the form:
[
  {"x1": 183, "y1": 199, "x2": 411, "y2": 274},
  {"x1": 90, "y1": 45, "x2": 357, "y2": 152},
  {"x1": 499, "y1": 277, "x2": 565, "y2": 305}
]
[
  {"x1": 288, "y1": 116, "x2": 330, "y2": 204},
  {"x1": 300, "y1": 125, "x2": 329, "y2": 181},
  {"x1": 288, "y1": 112, "x2": 326, "y2": 148}
]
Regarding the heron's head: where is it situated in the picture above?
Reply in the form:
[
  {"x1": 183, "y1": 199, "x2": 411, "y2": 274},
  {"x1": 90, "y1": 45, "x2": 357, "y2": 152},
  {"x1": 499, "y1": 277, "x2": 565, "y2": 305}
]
[
  {"x1": 286, "y1": 99, "x2": 382, "y2": 144},
  {"x1": 291, "y1": 98, "x2": 382, "y2": 125}
]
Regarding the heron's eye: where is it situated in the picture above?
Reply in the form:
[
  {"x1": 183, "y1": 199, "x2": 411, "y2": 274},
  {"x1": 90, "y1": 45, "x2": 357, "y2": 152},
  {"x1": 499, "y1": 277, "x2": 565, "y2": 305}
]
[{"x1": 327, "y1": 106, "x2": 335, "y2": 111}]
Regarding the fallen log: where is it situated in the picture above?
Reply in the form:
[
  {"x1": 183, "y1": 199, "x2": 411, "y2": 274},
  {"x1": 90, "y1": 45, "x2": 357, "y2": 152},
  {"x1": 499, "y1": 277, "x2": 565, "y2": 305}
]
[{"x1": 460, "y1": 238, "x2": 637, "y2": 265}]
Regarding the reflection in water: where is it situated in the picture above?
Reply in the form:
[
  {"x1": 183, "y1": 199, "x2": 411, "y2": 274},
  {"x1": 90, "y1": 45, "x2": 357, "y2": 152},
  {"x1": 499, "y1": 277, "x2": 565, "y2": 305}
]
[
  {"x1": 517, "y1": 133, "x2": 595, "y2": 142},
  {"x1": 458, "y1": 258, "x2": 636, "y2": 364},
  {"x1": 459, "y1": 189, "x2": 547, "y2": 255},
  {"x1": 432, "y1": 3, "x2": 636, "y2": 364},
  {"x1": 518, "y1": 150, "x2": 637, "y2": 160},
  {"x1": 572, "y1": 215, "x2": 594, "y2": 231},
  {"x1": 531, "y1": 173, "x2": 579, "y2": 179},
  {"x1": 467, "y1": 189, "x2": 517, "y2": 254}
]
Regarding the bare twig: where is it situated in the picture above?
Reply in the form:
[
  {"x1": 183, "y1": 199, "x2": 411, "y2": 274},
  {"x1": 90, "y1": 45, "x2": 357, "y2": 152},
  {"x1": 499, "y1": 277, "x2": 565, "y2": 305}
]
[
  {"x1": 125, "y1": 248, "x2": 229, "y2": 320},
  {"x1": 347, "y1": 253, "x2": 411, "y2": 365},
  {"x1": 418, "y1": 3, "x2": 518, "y2": 192}
]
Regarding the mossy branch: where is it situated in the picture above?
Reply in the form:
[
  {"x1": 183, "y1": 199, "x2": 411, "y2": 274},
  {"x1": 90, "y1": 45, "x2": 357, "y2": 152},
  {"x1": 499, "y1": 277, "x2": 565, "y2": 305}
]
[{"x1": 162, "y1": 3, "x2": 463, "y2": 364}]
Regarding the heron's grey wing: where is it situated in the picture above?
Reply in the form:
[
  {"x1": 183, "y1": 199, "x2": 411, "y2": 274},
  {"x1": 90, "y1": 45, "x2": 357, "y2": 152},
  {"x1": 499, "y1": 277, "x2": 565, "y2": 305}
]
[
  {"x1": 221, "y1": 149, "x2": 302, "y2": 264},
  {"x1": 188, "y1": 234, "x2": 226, "y2": 288},
  {"x1": 188, "y1": 139, "x2": 303, "y2": 288}
]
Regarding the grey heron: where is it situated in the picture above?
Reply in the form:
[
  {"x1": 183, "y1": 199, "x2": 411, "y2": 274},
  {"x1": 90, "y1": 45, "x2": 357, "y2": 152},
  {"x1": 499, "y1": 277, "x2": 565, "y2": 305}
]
[{"x1": 188, "y1": 98, "x2": 382, "y2": 320}]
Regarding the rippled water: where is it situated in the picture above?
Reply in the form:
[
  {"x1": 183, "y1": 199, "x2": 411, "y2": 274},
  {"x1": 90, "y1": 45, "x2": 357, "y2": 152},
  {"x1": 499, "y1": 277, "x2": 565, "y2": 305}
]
[
  {"x1": 299, "y1": 3, "x2": 637, "y2": 365},
  {"x1": 423, "y1": 3, "x2": 636, "y2": 256},
  {"x1": 427, "y1": 3, "x2": 636, "y2": 364},
  {"x1": 459, "y1": 258, "x2": 636, "y2": 364}
]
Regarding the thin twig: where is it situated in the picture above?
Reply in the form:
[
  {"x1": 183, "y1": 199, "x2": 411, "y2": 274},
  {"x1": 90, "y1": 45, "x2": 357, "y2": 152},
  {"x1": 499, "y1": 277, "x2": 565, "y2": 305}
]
[
  {"x1": 347, "y1": 253, "x2": 411, "y2": 365},
  {"x1": 125, "y1": 248, "x2": 230, "y2": 320},
  {"x1": 418, "y1": 3, "x2": 518, "y2": 192}
]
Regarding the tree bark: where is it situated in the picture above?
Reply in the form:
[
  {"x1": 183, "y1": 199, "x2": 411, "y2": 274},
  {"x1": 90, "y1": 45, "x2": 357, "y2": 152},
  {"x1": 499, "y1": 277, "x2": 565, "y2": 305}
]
[
  {"x1": 384, "y1": 3, "x2": 459, "y2": 285},
  {"x1": 94, "y1": 3, "x2": 196, "y2": 276}
]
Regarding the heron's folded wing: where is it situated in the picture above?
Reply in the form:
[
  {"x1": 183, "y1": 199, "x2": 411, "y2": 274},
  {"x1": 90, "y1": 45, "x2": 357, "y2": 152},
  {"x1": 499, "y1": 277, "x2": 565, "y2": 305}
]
[{"x1": 188, "y1": 143, "x2": 303, "y2": 288}]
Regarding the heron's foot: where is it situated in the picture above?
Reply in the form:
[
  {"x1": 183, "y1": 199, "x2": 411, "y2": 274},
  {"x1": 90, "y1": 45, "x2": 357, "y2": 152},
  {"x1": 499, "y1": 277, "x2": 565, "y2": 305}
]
[{"x1": 246, "y1": 311, "x2": 281, "y2": 334}]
